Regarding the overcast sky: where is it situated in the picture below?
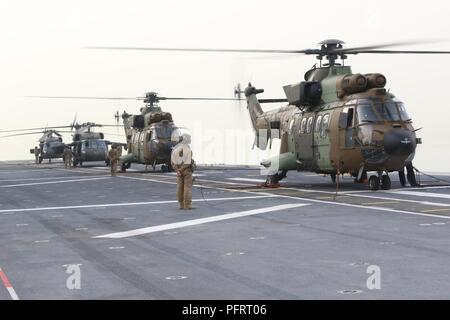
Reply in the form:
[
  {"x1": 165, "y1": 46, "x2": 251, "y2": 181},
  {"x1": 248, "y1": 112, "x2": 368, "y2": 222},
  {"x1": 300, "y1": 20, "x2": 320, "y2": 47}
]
[{"x1": 1, "y1": 0, "x2": 449, "y2": 171}]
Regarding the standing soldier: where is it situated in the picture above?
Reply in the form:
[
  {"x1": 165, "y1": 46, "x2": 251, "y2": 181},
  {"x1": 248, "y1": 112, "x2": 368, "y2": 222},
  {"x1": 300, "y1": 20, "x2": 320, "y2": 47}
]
[
  {"x1": 108, "y1": 144, "x2": 119, "y2": 176},
  {"x1": 171, "y1": 133, "x2": 195, "y2": 210},
  {"x1": 63, "y1": 146, "x2": 73, "y2": 168},
  {"x1": 34, "y1": 146, "x2": 40, "y2": 164}
]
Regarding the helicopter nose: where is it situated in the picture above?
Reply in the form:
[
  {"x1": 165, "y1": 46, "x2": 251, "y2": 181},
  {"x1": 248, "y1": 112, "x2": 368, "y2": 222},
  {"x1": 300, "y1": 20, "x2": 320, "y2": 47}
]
[{"x1": 383, "y1": 129, "x2": 416, "y2": 156}]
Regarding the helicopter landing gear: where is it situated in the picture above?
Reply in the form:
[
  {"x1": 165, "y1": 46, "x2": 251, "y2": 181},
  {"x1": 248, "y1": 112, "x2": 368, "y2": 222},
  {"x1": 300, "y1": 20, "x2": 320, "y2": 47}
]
[
  {"x1": 105, "y1": 158, "x2": 110, "y2": 166},
  {"x1": 381, "y1": 174, "x2": 391, "y2": 190},
  {"x1": 161, "y1": 164, "x2": 170, "y2": 173},
  {"x1": 264, "y1": 170, "x2": 287, "y2": 188},
  {"x1": 354, "y1": 170, "x2": 367, "y2": 183},
  {"x1": 368, "y1": 172, "x2": 391, "y2": 191},
  {"x1": 368, "y1": 175, "x2": 380, "y2": 191}
]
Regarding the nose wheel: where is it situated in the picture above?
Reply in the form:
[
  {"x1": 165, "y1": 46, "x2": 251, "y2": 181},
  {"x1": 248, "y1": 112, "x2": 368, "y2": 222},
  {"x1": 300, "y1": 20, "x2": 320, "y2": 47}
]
[{"x1": 368, "y1": 173, "x2": 391, "y2": 191}]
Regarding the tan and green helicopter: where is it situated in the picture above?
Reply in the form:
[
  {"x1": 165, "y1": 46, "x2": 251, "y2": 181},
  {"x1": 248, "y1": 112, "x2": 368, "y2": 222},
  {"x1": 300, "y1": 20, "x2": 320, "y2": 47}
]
[{"x1": 87, "y1": 39, "x2": 450, "y2": 190}]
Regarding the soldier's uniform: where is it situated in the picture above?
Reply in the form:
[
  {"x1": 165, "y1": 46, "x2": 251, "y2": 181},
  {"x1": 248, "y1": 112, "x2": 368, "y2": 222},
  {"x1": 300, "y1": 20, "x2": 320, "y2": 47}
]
[
  {"x1": 108, "y1": 146, "x2": 119, "y2": 176},
  {"x1": 63, "y1": 147, "x2": 73, "y2": 168},
  {"x1": 171, "y1": 134, "x2": 194, "y2": 210},
  {"x1": 34, "y1": 146, "x2": 40, "y2": 164}
]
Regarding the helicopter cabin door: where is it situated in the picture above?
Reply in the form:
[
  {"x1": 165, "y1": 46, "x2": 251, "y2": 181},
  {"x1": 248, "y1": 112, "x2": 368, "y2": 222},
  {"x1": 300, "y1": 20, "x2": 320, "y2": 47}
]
[
  {"x1": 296, "y1": 113, "x2": 315, "y2": 170},
  {"x1": 338, "y1": 106, "x2": 355, "y2": 149}
]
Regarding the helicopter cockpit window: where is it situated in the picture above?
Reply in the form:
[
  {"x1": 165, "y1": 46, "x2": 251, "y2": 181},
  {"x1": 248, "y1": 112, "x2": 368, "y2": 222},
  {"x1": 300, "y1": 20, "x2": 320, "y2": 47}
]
[
  {"x1": 300, "y1": 118, "x2": 307, "y2": 133},
  {"x1": 373, "y1": 100, "x2": 401, "y2": 121},
  {"x1": 154, "y1": 126, "x2": 173, "y2": 139},
  {"x1": 315, "y1": 115, "x2": 323, "y2": 133},
  {"x1": 396, "y1": 102, "x2": 411, "y2": 122},
  {"x1": 306, "y1": 117, "x2": 313, "y2": 134},
  {"x1": 357, "y1": 104, "x2": 379, "y2": 124}
]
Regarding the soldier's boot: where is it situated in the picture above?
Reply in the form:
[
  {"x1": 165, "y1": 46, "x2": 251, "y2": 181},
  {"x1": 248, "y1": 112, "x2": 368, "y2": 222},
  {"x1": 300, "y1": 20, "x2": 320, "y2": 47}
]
[{"x1": 179, "y1": 202, "x2": 185, "y2": 210}]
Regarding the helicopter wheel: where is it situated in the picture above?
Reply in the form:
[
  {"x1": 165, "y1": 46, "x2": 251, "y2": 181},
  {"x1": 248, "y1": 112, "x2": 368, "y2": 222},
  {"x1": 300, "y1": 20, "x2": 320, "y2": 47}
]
[
  {"x1": 368, "y1": 175, "x2": 380, "y2": 191},
  {"x1": 161, "y1": 164, "x2": 169, "y2": 173},
  {"x1": 381, "y1": 174, "x2": 391, "y2": 190}
]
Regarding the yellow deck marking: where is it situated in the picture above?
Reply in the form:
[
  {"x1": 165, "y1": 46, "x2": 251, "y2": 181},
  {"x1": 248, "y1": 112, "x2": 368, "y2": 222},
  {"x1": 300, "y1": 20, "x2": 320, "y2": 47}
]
[{"x1": 362, "y1": 201, "x2": 399, "y2": 205}]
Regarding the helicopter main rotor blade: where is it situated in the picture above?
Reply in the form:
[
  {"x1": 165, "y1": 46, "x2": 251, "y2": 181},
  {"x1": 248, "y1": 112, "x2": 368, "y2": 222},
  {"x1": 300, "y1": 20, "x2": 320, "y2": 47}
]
[
  {"x1": 0, "y1": 125, "x2": 73, "y2": 133},
  {"x1": 0, "y1": 131, "x2": 56, "y2": 138},
  {"x1": 334, "y1": 38, "x2": 448, "y2": 53},
  {"x1": 159, "y1": 97, "x2": 241, "y2": 101},
  {"x1": 85, "y1": 46, "x2": 314, "y2": 54},
  {"x1": 25, "y1": 96, "x2": 141, "y2": 100},
  {"x1": 94, "y1": 124, "x2": 124, "y2": 127},
  {"x1": 340, "y1": 50, "x2": 450, "y2": 54}
]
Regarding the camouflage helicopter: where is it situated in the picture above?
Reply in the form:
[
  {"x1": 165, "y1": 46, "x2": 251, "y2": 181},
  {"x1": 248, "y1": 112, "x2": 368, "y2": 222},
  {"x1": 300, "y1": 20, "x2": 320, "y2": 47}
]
[
  {"x1": 0, "y1": 128, "x2": 68, "y2": 163},
  {"x1": 30, "y1": 92, "x2": 236, "y2": 172},
  {"x1": 87, "y1": 40, "x2": 450, "y2": 190}
]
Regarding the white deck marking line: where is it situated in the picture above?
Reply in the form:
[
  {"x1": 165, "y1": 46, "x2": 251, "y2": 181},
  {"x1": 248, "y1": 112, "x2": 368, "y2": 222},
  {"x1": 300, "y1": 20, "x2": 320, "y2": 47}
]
[
  {"x1": 227, "y1": 178, "x2": 266, "y2": 183},
  {"x1": 278, "y1": 186, "x2": 450, "y2": 207},
  {"x1": 122, "y1": 175, "x2": 450, "y2": 220},
  {"x1": 95, "y1": 203, "x2": 309, "y2": 239},
  {"x1": 0, "y1": 268, "x2": 19, "y2": 300},
  {"x1": 0, "y1": 195, "x2": 275, "y2": 214},
  {"x1": 390, "y1": 190, "x2": 450, "y2": 199},
  {"x1": 0, "y1": 175, "x2": 107, "y2": 182},
  {"x1": 193, "y1": 177, "x2": 450, "y2": 207},
  {"x1": 345, "y1": 185, "x2": 450, "y2": 194},
  {"x1": 0, "y1": 177, "x2": 109, "y2": 188}
]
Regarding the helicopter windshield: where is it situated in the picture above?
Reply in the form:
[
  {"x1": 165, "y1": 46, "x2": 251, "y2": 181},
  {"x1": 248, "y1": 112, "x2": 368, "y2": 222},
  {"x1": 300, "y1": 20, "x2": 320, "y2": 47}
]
[
  {"x1": 372, "y1": 100, "x2": 401, "y2": 121},
  {"x1": 82, "y1": 140, "x2": 107, "y2": 151},
  {"x1": 357, "y1": 103, "x2": 379, "y2": 124},
  {"x1": 396, "y1": 102, "x2": 411, "y2": 121},
  {"x1": 154, "y1": 126, "x2": 174, "y2": 139},
  {"x1": 356, "y1": 98, "x2": 411, "y2": 124}
]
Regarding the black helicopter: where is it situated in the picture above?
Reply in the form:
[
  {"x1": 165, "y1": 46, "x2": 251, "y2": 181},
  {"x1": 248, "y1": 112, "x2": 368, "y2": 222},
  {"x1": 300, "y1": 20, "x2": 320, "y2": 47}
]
[
  {"x1": 66, "y1": 121, "x2": 125, "y2": 166},
  {"x1": 0, "y1": 128, "x2": 69, "y2": 163}
]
